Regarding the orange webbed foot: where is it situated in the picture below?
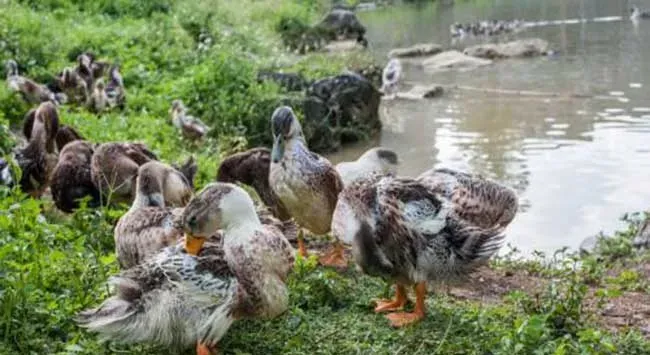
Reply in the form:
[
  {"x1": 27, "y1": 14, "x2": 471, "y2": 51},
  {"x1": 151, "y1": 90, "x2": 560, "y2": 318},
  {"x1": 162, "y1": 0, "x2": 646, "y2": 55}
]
[
  {"x1": 318, "y1": 242, "x2": 347, "y2": 268},
  {"x1": 373, "y1": 284, "x2": 408, "y2": 313},
  {"x1": 196, "y1": 342, "x2": 217, "y2": 355}
]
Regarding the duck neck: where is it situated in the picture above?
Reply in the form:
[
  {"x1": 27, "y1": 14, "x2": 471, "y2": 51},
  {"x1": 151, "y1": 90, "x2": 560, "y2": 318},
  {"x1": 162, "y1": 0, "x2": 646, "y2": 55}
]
[{"x1": 284, "y1": 135, "x2": 309, "y2": 159}]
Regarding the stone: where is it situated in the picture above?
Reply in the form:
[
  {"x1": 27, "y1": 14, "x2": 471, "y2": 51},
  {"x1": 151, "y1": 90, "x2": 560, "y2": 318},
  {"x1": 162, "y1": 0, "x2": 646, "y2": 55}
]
[
  {"x1": 322, "y1": 40, "x2": 366, "y2": 53},
  {"x1": 388, "y1": 43, "x2": 443, "y2": 58},
  {"x1": 422, "y1": 50, "x2": 492, "y2": 73},
  {"x1": 463, "y1": 38, "x2": 550, "y2": 60},
  {"x1": 579, "y1": 235, "x2": 603, "y2": 256},
  {"x1": 316, "y1": 9, "x2": 366, "y2": 40},
  {"x1": 633, "y1": 219, "x2": 650, "y2": 249},
  {"x1": 303, "y1": 73, "x2": 381, "y2": 153},
  {"x1": 394, "y1": 85, "x2": 444, "y2": 100}
]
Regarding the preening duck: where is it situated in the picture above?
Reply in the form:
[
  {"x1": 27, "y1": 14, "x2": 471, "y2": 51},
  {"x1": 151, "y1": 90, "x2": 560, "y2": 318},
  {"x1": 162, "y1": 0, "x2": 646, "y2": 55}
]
[
  {"x1": 331, "y1": 169, "x2": 518, "y2": 327},
  {"x1": 77, "y1": 183, "x2": 295, "y2": 355},
  {"x1": 268, "y1": 106, "x2": 346, "y2": 267},
  {"x1": 50, "y1": 140, "x2": 101, "y2": 213}
]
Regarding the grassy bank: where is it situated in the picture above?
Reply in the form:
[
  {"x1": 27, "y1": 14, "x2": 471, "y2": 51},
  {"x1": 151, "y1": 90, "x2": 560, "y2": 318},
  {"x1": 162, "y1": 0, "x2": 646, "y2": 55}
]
[{"x1": 2, "y1": 0, "x2": 650, "y2": 354}]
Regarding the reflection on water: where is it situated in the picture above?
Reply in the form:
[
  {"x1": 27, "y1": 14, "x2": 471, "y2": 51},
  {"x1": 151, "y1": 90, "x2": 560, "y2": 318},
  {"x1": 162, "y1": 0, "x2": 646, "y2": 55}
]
[{"x1": 326, "y1": 0, "x2": 650, "y2": 255}]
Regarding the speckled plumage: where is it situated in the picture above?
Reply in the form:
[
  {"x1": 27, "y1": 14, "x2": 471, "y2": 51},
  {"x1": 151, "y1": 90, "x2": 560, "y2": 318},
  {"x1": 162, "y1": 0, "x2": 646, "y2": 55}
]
[
  {"x1": 5, "y1": 60, "x2": 63, "y2": 105},
  {"x1": 14, "y1": 102, "x2": 60, "y2": 197},
  {"x1": 269, "y1": 107, "x2": 343, "y2": 235},
  {"x1": 170, "y1": 100, "x2": 209, "y2": 141},
  {"x1": 217, "y1": 147, "x2": 291, "y2": 221},
  {"x1": 51, "y1": 140, "x2": 101, "y2": 213},
  {"x1": 78, "y1": 183, "x2": 295, "y2": 352},
  {"x1": 90, "y1": 142, "x2": 158, "y2": 205},
  {"x1": 332, "y1": 171, "x2": 515, "y2": 286}
]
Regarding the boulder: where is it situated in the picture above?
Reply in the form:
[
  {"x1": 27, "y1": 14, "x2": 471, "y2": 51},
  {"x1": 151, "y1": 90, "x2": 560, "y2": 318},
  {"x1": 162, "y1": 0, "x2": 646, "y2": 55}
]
[
  {"x1": 322, "y1": 40, "x2": 366, "y2": 53},
  {"x1": 633, "y1": 219, "x2": 650, "y2": 249},
  {"x1": 388, "y1": 43, "x2": 443, "y2": 58},
  {"x1": 463, "y1": 38, "x2": 550, "y2": 60},
  {"x1": 303, "y1": 73, "x2": 381, "y2": 152},
  {"x1": 579, "y1": 235, "x2": 603, "y2": 256},
  {"x1": 394, "y1": 85, "x2": 444, "y2": 100},
  {"x1": 422, "y1": 50, "x2": 492, "y2": 73},
  {"x1": 316, "y1": 9, "x2": 366, "y2": 40}
]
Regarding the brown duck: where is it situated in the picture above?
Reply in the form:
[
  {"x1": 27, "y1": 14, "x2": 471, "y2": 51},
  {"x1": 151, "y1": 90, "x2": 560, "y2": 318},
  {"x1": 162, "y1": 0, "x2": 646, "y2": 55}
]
[{"x1": 50, "y1": 140, "x2": 101, "y2": 213}]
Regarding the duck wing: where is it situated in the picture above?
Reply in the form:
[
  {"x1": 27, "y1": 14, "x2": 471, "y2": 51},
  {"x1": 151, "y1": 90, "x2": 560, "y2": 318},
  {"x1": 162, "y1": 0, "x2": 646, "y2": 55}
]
[{"x1": 417, "y1": 168, "x2": 518, "y2": 230}]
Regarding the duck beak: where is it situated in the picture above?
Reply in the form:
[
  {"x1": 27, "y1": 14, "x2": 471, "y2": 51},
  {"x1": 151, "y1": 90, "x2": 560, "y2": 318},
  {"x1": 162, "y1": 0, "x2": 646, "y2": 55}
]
[
  {"x1": 271, "y1": 135, "x2": 284, "y2": 163},
  {"x1": 184, "y1": 233, "x2": 206, "y2": 256}
]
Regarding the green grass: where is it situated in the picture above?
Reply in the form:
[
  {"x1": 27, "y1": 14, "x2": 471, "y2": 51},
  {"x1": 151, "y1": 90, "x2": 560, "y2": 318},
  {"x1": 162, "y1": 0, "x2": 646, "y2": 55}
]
[{"x1": 1, "y1": 0, "x2": 650, "y2": 354}]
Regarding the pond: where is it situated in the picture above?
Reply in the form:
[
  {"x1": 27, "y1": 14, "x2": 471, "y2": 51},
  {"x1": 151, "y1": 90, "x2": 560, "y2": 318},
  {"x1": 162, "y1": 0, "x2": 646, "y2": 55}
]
[{"x1": 326, "y1": 0, "x2": 650, "y2": 255}]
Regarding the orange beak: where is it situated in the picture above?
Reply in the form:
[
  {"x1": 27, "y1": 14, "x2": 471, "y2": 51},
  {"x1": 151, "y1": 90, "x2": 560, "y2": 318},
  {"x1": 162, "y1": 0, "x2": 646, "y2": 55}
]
[{"x1": 184, "y1": 233, "x2": 206, "y2": 256}]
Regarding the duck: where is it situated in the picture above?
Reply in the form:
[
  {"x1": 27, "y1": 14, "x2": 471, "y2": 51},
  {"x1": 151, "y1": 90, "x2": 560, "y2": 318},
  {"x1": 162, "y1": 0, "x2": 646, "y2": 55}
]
[
  {"x1": 50, "y1": 140, "x2": 101, "y2": 213},
  {"x1": 268, "y1": 106, "x2": 346, "y2": 267},
  {"x1": 5, "y1": 60, "x2": 65, "y2": 105},
  {"x1": 335, "y1": 147, "x2": 399, "y2": 187},
  {"x1": 13, "y1": 102, "x2": 60, "y2": 197},
  {"x1": 172, "y1": 156, "x2": 199, "y2": 189},
  {"x1": 87, "y1": 78, "x2": 109, "y2": 113},
  {"x1": 630, "y1": 6, "x2": 650, "y2": 20},
  {"x1": 21, "y1": 108, "x2": 83, "y2": 152},
  {"x1": 105, "y1": 65, "x2": 126, "y2": 110},
  {"x1": 74, "y1": 53, "x2": 95, "y2": 90},
  {"x1": 216, "y1": 147, "x2": 291, "y2": 221},
  {"x1": 58, "y1": 67, "x2": 89, "y2": 104},
  {"x1": 77, "y1": 182, "x2": 296, "y2": 355},
  {"x1": 90, "y1": 142, "x2": 158, "y2": 205},
  {"x1": 114, "y1": 160, "x2": 194, "y2": 268},
  {"x1": 330, "y1": 168, "x2": 518, "y2": 327},
  {"x1": 380, "y1": 58, "x2": 401, "y2": 96},
  {"x1": 169, "y1": 100, "x2": 210, "y2": 141}
]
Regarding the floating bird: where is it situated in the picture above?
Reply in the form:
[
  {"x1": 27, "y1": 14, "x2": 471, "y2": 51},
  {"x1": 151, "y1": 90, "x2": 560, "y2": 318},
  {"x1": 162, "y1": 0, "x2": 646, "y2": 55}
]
[
  {"x1": 77, "y1": 183, "x2": 295, "y2": 355},
  {"x1": 335, "y1": 147, "x2": 399, "y2": 187},
  {"x1": 331, "y1": 168, "x2": 518, "y2": 327},
  {"x1": 380, "y1": 58, "x2": 401, "y2": 96},
  {"x1": 630, "y1": 6, "x2": 650, "y2": 20},
  {"x1": 268, "y1": 106, "x2": 346, "y2": 267}
]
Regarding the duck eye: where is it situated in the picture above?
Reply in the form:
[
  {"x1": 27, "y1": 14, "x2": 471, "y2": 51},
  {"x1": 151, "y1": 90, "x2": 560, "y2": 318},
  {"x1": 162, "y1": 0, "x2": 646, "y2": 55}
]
[{"x1": 187, "y1": 216, "x2": 198, "y2": 228}]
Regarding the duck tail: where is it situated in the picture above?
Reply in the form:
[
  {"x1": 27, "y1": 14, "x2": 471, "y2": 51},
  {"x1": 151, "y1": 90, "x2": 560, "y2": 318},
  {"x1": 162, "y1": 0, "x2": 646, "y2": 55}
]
[
  {"x1": 75, "y1": 276, "x2": 140, "y2": 333},
  {"x1": 447, "y1": 219, "x2": 506, "y2": 271}
]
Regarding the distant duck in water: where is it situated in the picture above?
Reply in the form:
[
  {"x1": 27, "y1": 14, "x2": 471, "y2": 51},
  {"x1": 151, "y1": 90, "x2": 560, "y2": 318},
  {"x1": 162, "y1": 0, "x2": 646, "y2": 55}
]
[
  {"x1": 450, "y1": 19, "x2": 523, "y2": 38},
  {"x1": 380, "y1": 58, "x2": 401, "y2": 96},
  {"x1": 630, "y1": 6, "x2": 650, "y2": 20}
]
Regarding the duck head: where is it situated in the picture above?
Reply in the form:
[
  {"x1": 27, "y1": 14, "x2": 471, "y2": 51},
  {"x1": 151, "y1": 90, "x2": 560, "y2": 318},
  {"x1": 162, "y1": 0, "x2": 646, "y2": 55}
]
[
  {"x1": 5, "y1": 60, "x2": 18, "y2": 78},
  {"x1": 131, "y1": 160, "x2": 193, "y2": 210},
  {"x1": 271, "y1": 106, "x2": 303, "y2": 163},
  {"x1": 181, "y1": 182, "x2": 258, "y2": 255}
]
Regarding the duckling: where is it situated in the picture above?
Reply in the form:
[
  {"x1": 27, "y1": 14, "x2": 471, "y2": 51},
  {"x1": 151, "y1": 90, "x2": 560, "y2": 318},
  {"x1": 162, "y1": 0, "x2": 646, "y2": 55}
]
[
  {"x1": 216, "y1": 147, "x2": 291, "y2": 221},
  {"x1": 74, "y1": 53, "x2": 95, "y2": 90},
  {"x1": 114, "y1": 160, "x2": 194, "y2": 268},
  {"x1": 50, "y1": 140, "x2": 101, "y2": 213},
  {"x1": 5, "y1": 60, "x2": 64, "y2": 105},
  {"x1": 169, "y1": 100, "x2": 210, "y2": 141},
  {"x1": 59, "y1": 67, "x2": 89, "y2": 104},
  {"x1": 14, "y1": 102, "x2": 60, "y2": 197},
  {"x1": 335, "y1": 147, "x2": 399, "y2": 187},
  {"x1": 172, "y1": 156, "x2": 199, "y2": 189},
  {"x1": 90, "y1": 142, "x2": 158, "y2": 205},
  {"x1": 84, "y1": 52, "x2": 110, "y2": 80},
  {"x1": 269, "y1": 106, "x2": 346, "y2": 267},
  {"x1": 331, "y1": 171, "x2": 516, "y2": 327},
  {"x1": 105, "y1": 65, "x2": 126, "y2": 110},
  {"x1": 630, "y1": 6, "x2": 650, "y2": 20},
  {"x1": 87, "y1": 78, "x2": 109, "y2": 114},
  {"x1": 380, "y1": 58, "x2": 401, "y2": 96},
  {"x1": 77, "y1": 183, "x2": 295, "y2": 355}
]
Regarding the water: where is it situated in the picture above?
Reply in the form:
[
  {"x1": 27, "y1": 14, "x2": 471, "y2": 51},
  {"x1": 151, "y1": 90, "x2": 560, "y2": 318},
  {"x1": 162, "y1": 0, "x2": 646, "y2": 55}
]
[{"x1": 326, "y1": 0, "x2": 650, "y2": 255}]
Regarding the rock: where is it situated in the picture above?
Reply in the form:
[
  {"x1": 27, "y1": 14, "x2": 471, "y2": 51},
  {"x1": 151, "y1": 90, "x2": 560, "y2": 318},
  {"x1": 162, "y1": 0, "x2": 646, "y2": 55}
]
[
  {"x1": 257, "y1": 71, "x2": 310, "y2": 92},
  {"x1": 303, "y1": 73, "x2": 381, "y2": 153},
  {"x1": 394, "y1": 85, "x2": 444, "y2": 100},
  {"x1": 422, "y1": 50, "x2": 492, "y2": 73},
  {"x1": 388, "y1": 43, "x2": 443, "y2": 58},
  {"x1": 579, "y1": 235, "x2": 603, "y2": 256},
  {"x1": 316, "y1": 9, "x2": 366, "y2": 40},
  {"x1": 633, "y1": 219, "x2": 650, "y2": 249},
  {"x1": 322, "y1": 40, "x2": 366, "y2": 53},
  {"x1": 463, "y1": 38, "x2": 550, "y2": 60}
]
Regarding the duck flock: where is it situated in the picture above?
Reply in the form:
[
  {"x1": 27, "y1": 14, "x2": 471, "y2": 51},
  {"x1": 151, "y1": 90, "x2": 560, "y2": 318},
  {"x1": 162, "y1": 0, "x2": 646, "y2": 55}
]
[{"x1": 2, "y1": 41, "x2": 519, "y2": 354}]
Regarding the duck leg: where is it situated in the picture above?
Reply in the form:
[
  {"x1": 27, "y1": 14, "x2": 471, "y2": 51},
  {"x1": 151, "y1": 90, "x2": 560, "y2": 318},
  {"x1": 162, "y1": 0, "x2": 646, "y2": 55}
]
[
  {"x1": 196, "y1": 341, "x2": 218, "y2": 355},
  {"x1": 297, "y1": 229, "x2": 308, "y2": 258},
  {"x1": 374, "y1": 284, "x2": 407, "y2": 313},
  {"x1": 385, "y1": 282, "x2": 426, "y2": 328},
  {"x1": 318, "y1": 240, "x2": 347, "y2": 268}
]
